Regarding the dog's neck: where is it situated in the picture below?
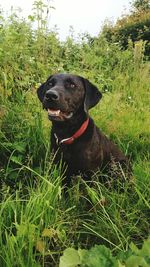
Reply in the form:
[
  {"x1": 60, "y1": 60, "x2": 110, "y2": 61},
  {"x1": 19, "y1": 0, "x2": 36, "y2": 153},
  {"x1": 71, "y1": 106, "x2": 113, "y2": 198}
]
[{"x1": 52, "y1": 111, "x2": 89, "y2": 141}]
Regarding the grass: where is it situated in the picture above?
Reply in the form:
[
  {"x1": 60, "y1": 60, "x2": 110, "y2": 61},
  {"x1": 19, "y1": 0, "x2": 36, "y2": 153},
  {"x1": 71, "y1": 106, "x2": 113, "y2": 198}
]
[
  {"x1": 0, "y1": 66, "x2": 150, "y2": 265},
  {"x1": 0, "y1": 10, "x2": 150, "y2": 266},
  {"x1": 0, "y1": 162, "x2": 149, "y2": 266}
]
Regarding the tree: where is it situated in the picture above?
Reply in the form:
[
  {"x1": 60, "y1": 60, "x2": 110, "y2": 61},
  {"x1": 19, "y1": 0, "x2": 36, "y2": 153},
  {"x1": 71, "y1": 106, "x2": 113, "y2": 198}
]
[
  {"x1": 101, "y1": 0, "x2": 150, "y2": 58},
  {"x1": 132, "y1": 0, "x2": 150, "y2": 12}
]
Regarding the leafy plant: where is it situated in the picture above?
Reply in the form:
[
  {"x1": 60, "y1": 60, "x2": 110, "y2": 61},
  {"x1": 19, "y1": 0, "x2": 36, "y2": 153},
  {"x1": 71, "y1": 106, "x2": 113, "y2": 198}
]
[
  {"x1": 0, "y1": 0, "x2": 150, "y2": 266},
  {"x1": 59, "y1": 237, "x2": 150, "y2": 267}
]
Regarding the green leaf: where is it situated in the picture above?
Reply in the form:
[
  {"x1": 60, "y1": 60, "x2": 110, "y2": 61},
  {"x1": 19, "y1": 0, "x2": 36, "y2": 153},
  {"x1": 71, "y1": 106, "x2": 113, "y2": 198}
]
[
  {"x1": 140, "y1": 237, "x2": 150, "y2": 257},
  {"x1": 12, "y1": 142, "x2": 26, "y2": 153},
  {"x1": 11, "y1": 155, "x2": 23, "y2": 164},
  {"x1": 82, "y1": 245, "x2": 119, "y2": 267},
  {"x1": 59, "y1": 248, "x2": 82, "y2": 267},
  {"x1": 16, "y1": 223, "x2": 36, "y2": 239},
  {"x1": 126, "y1": 255, "x2": 149, "y2": 267}
]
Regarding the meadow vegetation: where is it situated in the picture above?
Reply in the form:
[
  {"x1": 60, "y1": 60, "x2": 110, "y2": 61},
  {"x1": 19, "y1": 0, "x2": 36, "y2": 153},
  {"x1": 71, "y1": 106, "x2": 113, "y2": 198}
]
[{"x1": 0, "y1": 1, "x2": 150, "y2": 266}]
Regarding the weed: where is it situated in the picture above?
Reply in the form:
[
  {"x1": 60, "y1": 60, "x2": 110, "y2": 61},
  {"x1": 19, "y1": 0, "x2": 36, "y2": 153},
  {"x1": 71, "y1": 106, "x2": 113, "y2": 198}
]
[{"x1": 0, "y1": 2, "x2": 149, "y2": 266}]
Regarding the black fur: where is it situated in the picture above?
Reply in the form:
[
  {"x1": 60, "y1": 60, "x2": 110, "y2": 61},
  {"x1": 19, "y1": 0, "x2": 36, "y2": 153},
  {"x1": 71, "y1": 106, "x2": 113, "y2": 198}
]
[{"x1": 37, "y1": 73, "x2": 130, "y2": 186}]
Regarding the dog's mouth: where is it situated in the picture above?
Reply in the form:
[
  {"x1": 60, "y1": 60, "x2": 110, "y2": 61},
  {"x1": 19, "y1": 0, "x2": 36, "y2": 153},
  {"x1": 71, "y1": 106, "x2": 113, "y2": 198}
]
[{"x1": 47, "y1": 108, "x2": 73, "y2": 121}]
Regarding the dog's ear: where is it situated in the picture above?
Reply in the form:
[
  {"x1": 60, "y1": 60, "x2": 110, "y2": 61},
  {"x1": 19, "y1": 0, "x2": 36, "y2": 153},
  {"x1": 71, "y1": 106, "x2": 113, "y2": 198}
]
[
  {"x1": 37, "y1": 82, "x2": 46, "y2": 102},
  {"x1": 82, "y1": 78, "x2": 102, "y2": 112}
]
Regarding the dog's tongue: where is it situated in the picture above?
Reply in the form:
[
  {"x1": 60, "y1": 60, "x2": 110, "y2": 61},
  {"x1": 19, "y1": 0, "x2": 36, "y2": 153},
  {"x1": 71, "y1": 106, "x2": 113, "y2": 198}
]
[{"x1": 48, "y1": 109, "x2": 60, "y2": 116}]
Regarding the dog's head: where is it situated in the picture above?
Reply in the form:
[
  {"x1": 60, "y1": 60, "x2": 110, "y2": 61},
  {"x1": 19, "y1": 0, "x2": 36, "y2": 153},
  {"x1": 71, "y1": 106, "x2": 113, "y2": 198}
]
[{"x1": 37, "y1": 73, "x2": 102, "y2": 121}]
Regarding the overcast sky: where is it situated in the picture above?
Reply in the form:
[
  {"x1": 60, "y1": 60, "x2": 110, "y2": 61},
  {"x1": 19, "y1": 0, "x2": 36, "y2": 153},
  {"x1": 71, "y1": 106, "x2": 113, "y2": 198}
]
[{"x1": 0, "y1": 0, "x2": 131, "y2": 40}]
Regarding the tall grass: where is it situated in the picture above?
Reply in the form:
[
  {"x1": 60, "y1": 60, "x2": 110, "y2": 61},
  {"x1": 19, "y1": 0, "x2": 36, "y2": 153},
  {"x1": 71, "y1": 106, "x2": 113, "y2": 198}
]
[
  {"x1": 0, "y1": 4, "x2": 150, "y2": 267},
  {"x1": 0, "y1": 163, "x2": 149, "y2": 266}
]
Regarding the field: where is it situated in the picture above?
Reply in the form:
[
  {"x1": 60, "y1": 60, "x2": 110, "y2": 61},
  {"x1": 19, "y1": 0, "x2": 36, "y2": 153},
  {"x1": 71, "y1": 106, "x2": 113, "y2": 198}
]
[{"x1": 0, "y1": 4, "x2": 150, "y2": 267}]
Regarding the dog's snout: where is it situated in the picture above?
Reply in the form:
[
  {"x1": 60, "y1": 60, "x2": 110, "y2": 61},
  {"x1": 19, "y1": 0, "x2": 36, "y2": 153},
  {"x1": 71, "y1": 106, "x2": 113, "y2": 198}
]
[{"x1": 45, "y1": 90, "x2": 59, "y2": 101}]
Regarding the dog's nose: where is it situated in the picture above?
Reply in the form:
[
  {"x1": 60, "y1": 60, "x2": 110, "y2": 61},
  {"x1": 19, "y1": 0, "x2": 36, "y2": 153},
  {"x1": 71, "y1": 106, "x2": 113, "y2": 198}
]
[{"x1": 45, "y1": 90, "x2": 59, "y2": 101}]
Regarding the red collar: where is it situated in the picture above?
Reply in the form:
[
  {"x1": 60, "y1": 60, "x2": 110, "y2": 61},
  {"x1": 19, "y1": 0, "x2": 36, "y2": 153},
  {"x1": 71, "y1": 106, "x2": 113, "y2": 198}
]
[{"x1": 54, "y1": 118, "x2": 89, "y2": 145}]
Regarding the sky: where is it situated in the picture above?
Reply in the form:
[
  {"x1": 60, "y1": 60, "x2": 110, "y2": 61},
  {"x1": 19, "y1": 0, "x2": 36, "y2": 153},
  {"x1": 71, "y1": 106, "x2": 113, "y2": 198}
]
[{"x1": 0, "y1": 0, "x2": 131, "y2": 40}]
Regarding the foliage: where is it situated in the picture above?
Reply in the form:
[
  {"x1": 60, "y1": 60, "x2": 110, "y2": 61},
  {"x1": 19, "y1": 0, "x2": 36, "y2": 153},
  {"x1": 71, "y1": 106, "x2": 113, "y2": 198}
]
[
  {"x1": 0, "y1": 0, "x2": 150, "y2": 266},
  {"x1": 59, "y1": 237, "x2": 150, "y2": 267},
  {"x1": 114, "y1": 10, "x2": 150, "y2": 55},
  {"x1": 132, "y1": 0, "x2": 150, "y2": 12},
  {"x1": 102, "y1": 1, "x2": 150, "y2": 57}
]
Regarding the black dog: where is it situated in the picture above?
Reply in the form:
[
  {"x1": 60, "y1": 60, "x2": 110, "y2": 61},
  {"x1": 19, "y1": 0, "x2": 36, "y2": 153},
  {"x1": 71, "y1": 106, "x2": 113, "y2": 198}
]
[{"x1": 37, "y1": 73, "x2": 130, "y2": 185}]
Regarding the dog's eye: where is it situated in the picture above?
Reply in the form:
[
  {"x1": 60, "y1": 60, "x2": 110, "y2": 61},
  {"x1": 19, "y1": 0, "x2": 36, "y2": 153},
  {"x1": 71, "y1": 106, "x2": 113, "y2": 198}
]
[
  {"x1": 70, "y1": 83, "x2": 75, "y2": 88},
  {"x1": 47, "y1": 79, "x2": 55, "y2": 87},
  {"x1": 48, "y1": 81, "x2": 53, "y2": 86},
  {"x1": 65, "y1": 80, "x2": 76, "y2": 89}
]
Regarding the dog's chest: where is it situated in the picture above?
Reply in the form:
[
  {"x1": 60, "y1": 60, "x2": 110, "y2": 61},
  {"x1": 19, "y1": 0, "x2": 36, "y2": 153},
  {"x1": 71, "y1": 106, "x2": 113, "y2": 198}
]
[
  {"x1": 57, "y1": 137, "x2": 102, "y2": 173},
  {"x1": 60, "y1": 143, "x2": 84, "y2": 164},
  {"x1": 51, "y1": 124, "x2": 104, "y2": 174}
]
